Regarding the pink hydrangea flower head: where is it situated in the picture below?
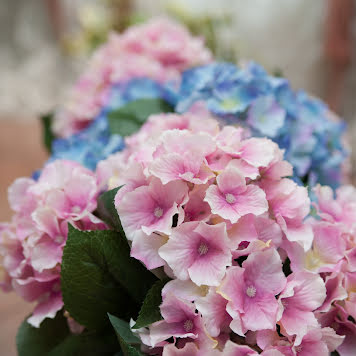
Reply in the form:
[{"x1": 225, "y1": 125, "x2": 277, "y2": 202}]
[{"x1": 53, "y1": 18, "x2": 212, "y2": 138}]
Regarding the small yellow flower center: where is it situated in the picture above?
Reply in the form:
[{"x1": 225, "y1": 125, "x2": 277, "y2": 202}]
[
  {"x1": 154, "y1": 207, "x2": 163, "y2": 218},
  {"x1": 246, "y1": 285, "x2": 256, "y2": 298},
  {"x1": 183, "y1": 319, "x2": 194, "y2": 332},
  {"x1": 225, "y1": 193, "x2": 236, "y2": 204}
]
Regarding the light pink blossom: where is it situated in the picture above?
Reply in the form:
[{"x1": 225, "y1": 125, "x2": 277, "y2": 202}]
[
  {"x1": 159, "y1": 222, "x2": 232, "y2": 286},
  {"x1": 219, "y1": 249, "x2": 286, "y2": 333},
  {"x1": 204, "y1": 167, "x2": 268, "y2": 223}
]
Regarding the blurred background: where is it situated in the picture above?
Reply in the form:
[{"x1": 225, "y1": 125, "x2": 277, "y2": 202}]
[{"x1": 0, "y1": 0, "x2": 355, "y2": 354}]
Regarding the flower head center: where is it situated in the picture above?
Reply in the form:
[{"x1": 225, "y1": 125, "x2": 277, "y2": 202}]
[
  {"x1": 55, "y1": 235, "x2": 64, "y2": 244},
  {"x1": 198, "y1": 242, "x2": 209, "y2": 256},
  {"x1": 225, "y1": 193, "x2": 236, "y2": 204},
  {"x1": 183, "y1": 319, "x2": 194, "y2": 332},
  {"x1": 246, "y1": 285, "x2": 256, "y2": 298},
  {"x1": 154, "y1": 207, "x2": 163, "y2": 218},
  {"x1": 71, "y1": 206, "x2": 81, "y2": 214}
]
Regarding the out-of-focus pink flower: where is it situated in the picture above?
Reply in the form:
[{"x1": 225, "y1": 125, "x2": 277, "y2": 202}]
[
  {"x1": 0, "y1": 160, "x2": 105, "y2": 327},
  {"x1": 53, "y1": 18, "x2": 212, "y2": 138}
]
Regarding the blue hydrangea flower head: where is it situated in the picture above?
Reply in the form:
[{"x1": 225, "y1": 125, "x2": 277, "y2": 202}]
[
  {"x1": 176, "y1": 61, "x2": 349, "y2": 188},
  {"x1": 49, "y1": 78, "x2": 176, "y2": 170},
  {"x1": 50, "y1": 115, "x2": 124, "y2": 171}
]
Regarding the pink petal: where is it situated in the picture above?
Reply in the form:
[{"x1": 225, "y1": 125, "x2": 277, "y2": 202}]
[{"x1": 130, "y1": 231, "x2": 167, "y2": 269}]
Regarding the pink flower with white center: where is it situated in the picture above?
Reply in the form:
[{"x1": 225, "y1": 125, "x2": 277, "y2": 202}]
[
  {"x1": 159, "y1": 221, "x2": 232, "y2": 286},
  {"x1": 149, "y1": 295, "x2": 206, "y2": 347},
  {"x1": 204, "y1": 167, "x2": 268, "y2": 224},
  {"x1": 195, "y1": 287, "x2": 231, "y2": 337},
  {"x1": 277, "y1": 271, "x2": 326, "y2": 345},
  {"x1": 116, "y1": 178, "x2": 188, "y2": 240},
  {"x1": 219, "y1": 248, "x2": 286, "y2": 333},
  {"x1": 149, "y1": 130, "x2": 216, "y2": 185},
  {"x1": 263, "y1": 178, "x2": 313, "y2": 251}
]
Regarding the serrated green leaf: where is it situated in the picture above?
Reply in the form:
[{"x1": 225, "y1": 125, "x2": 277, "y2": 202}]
[
  {"x1": 61, "y1": 226, "x2": 157, "y2": 330},
  {"x1": 17, "y1": 311, "x2": 119, "y2": 356},
  {"x1": 108, "y1": 314, "x2": 143, "y2": 356},
  {"x1": 96, "y1": 186, "x2": 122, "y2": 230},
  {"x1": 40, "y1": 112, "x2": 55, "y2": 153},
  {"x1": 108, "y1": 98, "x2": 174, "y2": 137},
  {"x1": 133, "y1": 279, "x2": 168, "y2": 329}
]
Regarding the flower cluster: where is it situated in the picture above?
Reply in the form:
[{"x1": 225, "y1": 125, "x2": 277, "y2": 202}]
[
  {"x1": 175, "y1": 62, "x2": 349, "y2": 188},
  {"x1": 100, "y1": 112, "x2": 345, "y2": 355},
  {"x1": 53, "y1": 18, "x2": 212, "y2": 138},
  {"x1": 0, "y1": 160, "x2": 105, "y2": 327},
  {"x1": 287, "y1": 184, "x2": 356, "y2": 356}
]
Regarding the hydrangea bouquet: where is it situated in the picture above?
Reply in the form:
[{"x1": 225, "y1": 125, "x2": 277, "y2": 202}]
[{"x1": 1, "y1": 18, "x2": 355, "y2": 356}]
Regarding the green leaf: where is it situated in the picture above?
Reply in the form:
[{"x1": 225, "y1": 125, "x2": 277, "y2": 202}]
[
  {"x1": 108, "y1": 314, "x2": 143, "y2": 356},
  {"x1": 96, "y1": 186, "x2": 123, "y2": 231},
  {"x1": 17, "y1": 311, "x2": 119, "y2": 356},
  {"x1": 17, "y1": 312, "x2": 69, "y2": 356},
  {"x1": 61, "y1": 226, "x2": 157, "y2": 330},
  {"x1": 108, "y1": 314, "x2": 140, "y2": 344},
  {"x1": 133, "y1": 279, "x2": 168, "y2": 329},
  {"x1": 40, "y1": 112, "x2": 55, "y2": 153},
  {"x1": 108, "y1": 98, "x2": 174, "y2": 137}
]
